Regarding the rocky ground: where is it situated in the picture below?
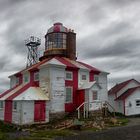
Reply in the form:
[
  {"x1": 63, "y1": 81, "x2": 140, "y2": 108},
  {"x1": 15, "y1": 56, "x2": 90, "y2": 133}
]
[{"x1": 55, "y1": 117, "x2": 140, "y2": 140}]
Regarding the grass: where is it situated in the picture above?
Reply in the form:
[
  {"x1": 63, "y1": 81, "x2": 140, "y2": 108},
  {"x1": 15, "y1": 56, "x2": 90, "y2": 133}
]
[
  {"x1": 31, "y1": 129, "x2": 76, "y2": 139},
  {"x1": 0, "y1": 117, "x2": 130, "y2": 140},
  {"x1": 117, "y1": 118, "x2": 129, "y2": 125}
]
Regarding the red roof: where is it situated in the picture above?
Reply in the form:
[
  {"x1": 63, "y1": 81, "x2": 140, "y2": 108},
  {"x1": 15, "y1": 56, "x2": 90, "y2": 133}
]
[
  {"x1": 77, "y1": 61, "x2": 100, "y2": 73},
  {"x1": 108, "y1": 79, "x2": 140, "y2": 95},
  {"x1": 115, "y1": 86, "x2": 140, "y2": 100},
  {"x1": 9, "y1": 57, "x2": 102, "y2": 78}
]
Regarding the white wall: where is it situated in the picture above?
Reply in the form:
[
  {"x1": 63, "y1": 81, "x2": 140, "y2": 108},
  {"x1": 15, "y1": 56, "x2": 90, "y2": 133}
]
[
  {"x1": 49, "y1": 66, "x2": 65, "y2": 113},
  {"x1": 125, "y1": 89, "x2": 140, "y2": 116},
  {"x1": 39, "y1": 65, "x2": 65, "y2": 113},
  {"x1": 10, "y1": 76, "x2": 17, "y2": 88},
  {"x1": 98, "y1": 72, "x2": 108, "y2": 102},
  {"x1": 46, "y1": 101, "x2": 50, "y2": 122},
  {"x1": 87, "y1": 84, "x2": 102, "y2": 111},
  {"x1": 12, "y1": 101, "x2": 22, "y2": 124},
  {"x1": 39, "y1": 67, "x2": 50, "y2": 98},
  {"x1": 21, "y1": 101, "x2": 34, "y2": 124},
  {"x1": 78, "y1": 70, "x2": 89, "y2": 88},
  {"x1": 115, "y1": 100, "x2": 124, "y2": 114}
]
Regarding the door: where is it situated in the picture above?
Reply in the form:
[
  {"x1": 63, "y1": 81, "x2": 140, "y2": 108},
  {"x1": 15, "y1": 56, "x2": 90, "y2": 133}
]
[
  {"x1": 77, "y1": 90, "x2": 85, "y2": 109},
  {"x1": 34, "y1": 101, "x2": 46, "y2": 122},
  {"x1": 4, "y1": 101, "x2": 12, "y2": 123}
]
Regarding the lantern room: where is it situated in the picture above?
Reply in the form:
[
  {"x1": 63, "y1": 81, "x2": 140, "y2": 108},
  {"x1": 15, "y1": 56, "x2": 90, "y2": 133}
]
[{"x1": 39, "y1": 22, "x2": 76, "y2": 61}]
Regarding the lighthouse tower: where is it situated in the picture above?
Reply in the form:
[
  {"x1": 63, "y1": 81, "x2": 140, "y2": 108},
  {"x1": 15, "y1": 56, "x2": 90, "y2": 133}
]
[{"x1": 39, "y1": 22, "x2": 76, "y2": 61}]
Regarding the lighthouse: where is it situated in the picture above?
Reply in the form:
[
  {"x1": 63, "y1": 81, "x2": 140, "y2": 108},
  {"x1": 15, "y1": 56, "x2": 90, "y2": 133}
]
[
  {"x1": 40, "y1": 22, "x2": 76, "y2": 61},
  {"x1": 0, "y1": 22, "x2": 108, "y2": 125}
]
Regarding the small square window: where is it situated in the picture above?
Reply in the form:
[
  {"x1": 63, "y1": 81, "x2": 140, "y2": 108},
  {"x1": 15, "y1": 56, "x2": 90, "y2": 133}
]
[
  {"x1": 92, "y1": 91, "x2": 98, "y2": 100},
  {"x1": 82, "y1": 75, "x2": 87, "y2": 80},
  {"x1": 65, "y1": 87, "x2": 73, "y2": 103},
  {"x1": 66, "y1": 72, "x2": 73, "y2": 80},
  {"x1": 34, "y1": 72, "x2": 39, "y2": 81},
  {"x1": 23, "y1": 73, "x2": 29, "y2": 83},
  {"x1": 0, "y1": 101, "x2": 4, "y2": 109},
  {"x1": 13, "y1": 101, "x2": 17, "y2": 111},
  {"x1": 136, "y1": 100, "x2": 140, "y2": 106}
]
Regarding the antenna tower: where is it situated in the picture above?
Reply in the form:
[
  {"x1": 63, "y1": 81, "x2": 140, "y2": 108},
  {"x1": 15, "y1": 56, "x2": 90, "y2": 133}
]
[{"x1": 25, "y1": 36, "x2": 41, "y2": 67}]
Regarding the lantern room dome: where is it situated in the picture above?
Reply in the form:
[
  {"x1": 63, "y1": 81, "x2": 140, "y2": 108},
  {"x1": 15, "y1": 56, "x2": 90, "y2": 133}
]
[{"x1": 47, "y1": 22, "x2": 68, "y2": 34}]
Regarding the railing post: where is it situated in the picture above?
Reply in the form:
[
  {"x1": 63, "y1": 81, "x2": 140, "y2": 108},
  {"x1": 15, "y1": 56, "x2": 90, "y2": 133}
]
[
  {"x1": 86, "y1": 102, "x2": 88, "y2": 118},
  {"x1": 78, "y1": 109, "x2": 80, "y2": 119},
  {"x1": 83, "y1": 103, "x2": 86, "y2": 118}
]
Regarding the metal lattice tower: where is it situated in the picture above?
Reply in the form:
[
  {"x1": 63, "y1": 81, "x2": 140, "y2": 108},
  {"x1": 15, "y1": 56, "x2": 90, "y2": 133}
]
[{"x1": 25, "y1": 36, "x2": 41, "y2": 67}]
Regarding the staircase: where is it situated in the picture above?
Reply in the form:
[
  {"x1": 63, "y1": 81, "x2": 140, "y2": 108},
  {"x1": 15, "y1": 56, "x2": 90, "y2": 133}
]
[{"x1": 76, "y1": 101, "x2": 116, "y2": 119}]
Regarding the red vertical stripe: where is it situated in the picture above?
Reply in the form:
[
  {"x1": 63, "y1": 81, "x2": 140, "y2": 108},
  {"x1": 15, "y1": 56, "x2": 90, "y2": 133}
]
[{"x1": 4, "y1": 101, "x2": 12, "y2": 123}]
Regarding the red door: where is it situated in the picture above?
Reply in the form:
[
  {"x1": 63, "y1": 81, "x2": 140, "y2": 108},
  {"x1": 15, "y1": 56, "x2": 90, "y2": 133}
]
[
  {"x1": 77, "y1": 90, "x2": 85, "y2": 108},
  {"x1": 4, "y1": 101, "x2": 12, "y2": 123},
  {"x1": 34, "y1": 101, "x2": 46, "y2": 122}
]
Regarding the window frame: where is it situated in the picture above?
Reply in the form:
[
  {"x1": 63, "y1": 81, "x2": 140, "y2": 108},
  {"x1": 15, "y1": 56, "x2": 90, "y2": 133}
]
[
  {"x1": 136, "y1": 100, "x2": 140, "y2": 107},
  {"x1": 65, "y1": 87, "x2": 73, "y2": 103},
  {"x1": 66, "y1": 71, "x2": 73, "y2": 81},
  {"x1": 23, "y1": 73, "x2": 29, "y2": 83},
  {"x1": 92, "y1": 91, "x2": 98, "y2": 101},
  {"x1": 81, "y1": 74, "x2": 87, "y2": 80}
]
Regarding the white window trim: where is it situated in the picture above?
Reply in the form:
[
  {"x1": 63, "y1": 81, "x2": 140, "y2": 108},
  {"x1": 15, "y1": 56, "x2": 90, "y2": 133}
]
[
  {"x1": 66, "y1": 71, "x2": 73, "y2": 81},
  {"x1": 34, "y1": 72, "x2": 39, "y2": 81},
  {"x1": 65, "y1": 86, "x2": 73, "y2": 103},
  {"x1": 135, "y1": 99, "x2": 140, "y2": 107}
]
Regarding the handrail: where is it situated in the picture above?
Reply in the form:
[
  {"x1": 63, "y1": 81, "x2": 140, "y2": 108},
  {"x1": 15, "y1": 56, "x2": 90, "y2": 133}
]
[
  {"x1": 105, "y1": 101, "x2": 116, "y2": 117},
  {"x1": 76, "y1": 102, "x2": 87, "y2": 110},
  {"x1": 76, "y1": 101, "x2": 116, "y2": 119}
]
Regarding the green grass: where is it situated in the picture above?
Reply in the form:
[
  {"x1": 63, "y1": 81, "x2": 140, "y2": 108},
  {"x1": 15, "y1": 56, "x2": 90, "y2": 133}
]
[
  {"x1": 31, "y1": 129, "x2": 76, "y2": 139},
  {"x1": 117, "y1": 118, "x2": 129, "y2": 125}
]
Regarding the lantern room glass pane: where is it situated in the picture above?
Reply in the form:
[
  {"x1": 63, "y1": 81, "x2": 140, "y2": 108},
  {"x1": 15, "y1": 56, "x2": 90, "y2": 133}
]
[{"x1": 46, "y1": 33, "x2": 67, "y2": 50}]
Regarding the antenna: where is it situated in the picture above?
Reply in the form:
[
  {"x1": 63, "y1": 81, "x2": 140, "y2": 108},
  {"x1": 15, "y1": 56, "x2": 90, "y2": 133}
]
[{"x1": 25, "y1": 36, "x2": 41, "y2": 67}]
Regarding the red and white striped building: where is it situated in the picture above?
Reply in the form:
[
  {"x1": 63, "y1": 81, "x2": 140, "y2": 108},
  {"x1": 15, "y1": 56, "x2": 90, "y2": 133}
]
[{"x1": 0, "y1": 23, "x2": 109, "y2": 125}]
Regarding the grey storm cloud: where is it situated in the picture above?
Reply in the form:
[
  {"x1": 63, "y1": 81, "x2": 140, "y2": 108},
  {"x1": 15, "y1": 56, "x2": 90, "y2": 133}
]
[{"x1": 0, "y1": 0, "x2": 140, "y2": 91}]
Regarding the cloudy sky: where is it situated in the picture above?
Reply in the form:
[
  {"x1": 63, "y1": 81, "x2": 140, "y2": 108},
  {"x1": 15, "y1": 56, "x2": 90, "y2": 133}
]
[{"x1": 0, "y1": 0, "x2": 140, "y2": 92}]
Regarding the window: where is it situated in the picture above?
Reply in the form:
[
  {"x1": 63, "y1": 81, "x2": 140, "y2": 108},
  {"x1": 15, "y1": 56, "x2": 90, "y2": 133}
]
[
  {"x1": 23, "y1": 73, "x2": 29, "y2": 83},
  {"x1": 66, "y1": 71, "x2": 73, "y2": 80},
  {"x1": 16, "y1": 77, "x2": 19, "y2": 85},
  {"x1": 92, "y1": 91, "x2": 98, "y2": 100},
  {"x1": 0, "y1": 101, "x2": 3, "y2": 109},
  {"x1": 94, "y1": 75, "x2": 99, "y2": 83},
  {"x1": 65, "y1": 87, "x2": 73, "y2": 103},
  {"x1": 13, "y1": 101, "x2": 17, "y2": 111},
  {"x1": 34, "y1": 72, "x2": 39, "y2": 81},
  {"x1": 81, "y1": 75, "x2": 87, "y2": 80},
  {"x1": 136, "y1": 100, "x2": 140, "y2": 106}
]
